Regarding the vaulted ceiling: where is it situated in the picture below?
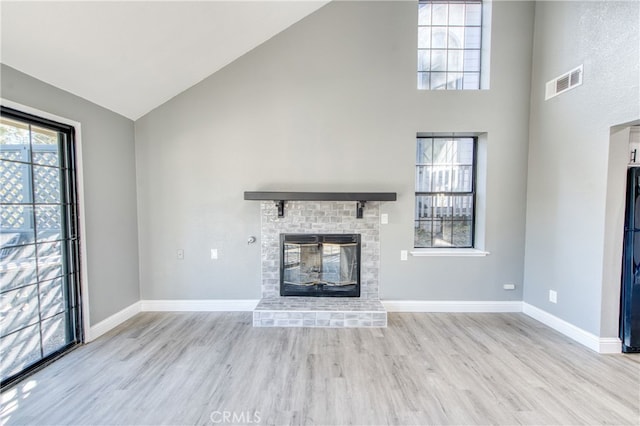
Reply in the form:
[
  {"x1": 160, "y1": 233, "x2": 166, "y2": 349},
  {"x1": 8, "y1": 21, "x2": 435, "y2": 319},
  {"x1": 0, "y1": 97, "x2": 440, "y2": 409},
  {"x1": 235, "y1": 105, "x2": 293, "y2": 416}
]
[{"x1": 0, "y1": 1, "x2": 328, "y2": 120}]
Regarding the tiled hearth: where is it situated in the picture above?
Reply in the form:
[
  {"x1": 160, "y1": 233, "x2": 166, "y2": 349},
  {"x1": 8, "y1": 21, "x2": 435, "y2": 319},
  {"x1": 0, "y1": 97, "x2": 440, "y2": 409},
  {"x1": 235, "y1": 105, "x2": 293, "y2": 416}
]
[
  {"x1": 254, "y1": 200, "x2": 387, "y2": 328},
  {"x1": 253, "y1": 297, "x2": 387, "y2": 327}
]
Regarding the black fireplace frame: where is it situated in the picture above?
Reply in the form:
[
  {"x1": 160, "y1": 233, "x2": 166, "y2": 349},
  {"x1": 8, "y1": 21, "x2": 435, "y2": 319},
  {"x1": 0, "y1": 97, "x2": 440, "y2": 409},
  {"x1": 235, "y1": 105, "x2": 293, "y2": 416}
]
[{"x1": 280, "y1": 233, "x2": 361, "y2": 297}]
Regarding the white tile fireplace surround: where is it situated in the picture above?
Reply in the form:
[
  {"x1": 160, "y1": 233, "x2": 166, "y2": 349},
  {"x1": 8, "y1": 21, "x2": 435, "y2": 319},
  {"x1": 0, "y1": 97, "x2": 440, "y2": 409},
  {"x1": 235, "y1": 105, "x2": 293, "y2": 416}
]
[{"x1": 254, "y1": 200, "x2": 387, "y2": 327}]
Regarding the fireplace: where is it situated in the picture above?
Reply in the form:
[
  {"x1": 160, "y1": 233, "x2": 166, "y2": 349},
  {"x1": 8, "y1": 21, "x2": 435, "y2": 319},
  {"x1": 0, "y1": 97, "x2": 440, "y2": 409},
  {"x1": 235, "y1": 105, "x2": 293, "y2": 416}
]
[{"x1": 280, "y1": 233, "x2": 360, "y2": 297}]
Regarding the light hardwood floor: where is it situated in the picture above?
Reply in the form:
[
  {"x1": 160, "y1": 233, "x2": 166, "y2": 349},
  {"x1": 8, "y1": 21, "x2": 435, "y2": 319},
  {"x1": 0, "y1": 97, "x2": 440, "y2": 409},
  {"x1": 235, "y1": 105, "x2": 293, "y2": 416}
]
[{"x1": 1, "y1": 312, "x2": 639, "y2": 425}]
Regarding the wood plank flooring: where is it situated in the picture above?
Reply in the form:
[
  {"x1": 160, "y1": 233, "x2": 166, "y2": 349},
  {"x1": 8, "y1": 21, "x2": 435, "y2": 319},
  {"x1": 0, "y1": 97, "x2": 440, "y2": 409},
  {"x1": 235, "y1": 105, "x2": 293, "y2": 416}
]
[{"x1": 1, "y1": 312, "x2": 639, "y2": 425}]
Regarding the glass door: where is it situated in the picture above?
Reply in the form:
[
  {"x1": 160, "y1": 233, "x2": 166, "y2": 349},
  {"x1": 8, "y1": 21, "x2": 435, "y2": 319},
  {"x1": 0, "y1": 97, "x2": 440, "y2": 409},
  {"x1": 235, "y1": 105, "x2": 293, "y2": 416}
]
[
  {"x1": 621, "y1": 167, "x2": 640, "y2": 352},
  {"x1": 0, "y1": 107, "x2": 82, "y2": 387}
]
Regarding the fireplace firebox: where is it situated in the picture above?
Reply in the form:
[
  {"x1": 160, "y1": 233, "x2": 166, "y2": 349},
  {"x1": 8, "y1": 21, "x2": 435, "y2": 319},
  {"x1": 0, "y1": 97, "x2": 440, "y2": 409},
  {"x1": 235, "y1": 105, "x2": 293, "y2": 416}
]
[{"x1": 280, "y1": 234, "x2": 360, "y2": 297}]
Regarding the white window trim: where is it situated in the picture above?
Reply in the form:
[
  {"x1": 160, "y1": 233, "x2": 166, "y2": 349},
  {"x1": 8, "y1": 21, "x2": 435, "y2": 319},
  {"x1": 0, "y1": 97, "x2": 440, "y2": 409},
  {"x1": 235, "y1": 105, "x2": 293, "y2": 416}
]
[
  {"x1": 414, "y1": 132, "x2": 488, "y2": 255},
  {"x1": 411, "y1": 248, "x2": 490, "y2": 257}
]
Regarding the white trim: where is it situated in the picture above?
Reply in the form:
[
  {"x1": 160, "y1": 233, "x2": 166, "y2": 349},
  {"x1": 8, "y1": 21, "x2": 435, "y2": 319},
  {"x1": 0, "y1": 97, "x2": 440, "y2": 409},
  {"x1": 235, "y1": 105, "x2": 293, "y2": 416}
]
[
  {"x1": 522, "y1": 303, "x2": 621, "y2": 354},
  {"x1": 86, "y1": 301, "x2": 141, "y2": 342},
  {"x1": 382, "y1": 300, "x2": 522, "y2": 312},
  {"x1": 140, "y1": 299, "x2": 260, "y2": 312},
  {"x1": 85, "y1": 300, "x2": 260, "y2": 342},
  {"x1": 0, "y1": 99, "x2": 92, "y2": 343},
  {"x1": 76, "y1": 298, "x2": 625, "y2": 355},
  {"x1": 598, "y1": 338, "x2": 623, "y2": 354},
  {"x1": 410, "y1": 248, "x2": 490, "y2": 257}
]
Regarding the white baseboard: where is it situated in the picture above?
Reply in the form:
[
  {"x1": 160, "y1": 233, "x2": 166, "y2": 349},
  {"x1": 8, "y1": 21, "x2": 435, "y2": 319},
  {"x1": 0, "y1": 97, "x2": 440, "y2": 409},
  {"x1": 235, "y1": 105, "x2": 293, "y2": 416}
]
[
  {"x1": 85, "y1": 299, "x2": 622, "y2": 354},
  {"x1": 598, "y1": 338, "x2": 623, "y2": 354},
  {"x1": 382, "y1": 300, "x2": 523, "y2": 313},
  {"x1": 140, "y1": 299, "x2": 260, "y2": 312},
  {"x1": 522, "y1": 303, "x2": 621, "y2": 354},
  {"x1": 86, "y1": 301, "x2": 141, "y2": 342}
]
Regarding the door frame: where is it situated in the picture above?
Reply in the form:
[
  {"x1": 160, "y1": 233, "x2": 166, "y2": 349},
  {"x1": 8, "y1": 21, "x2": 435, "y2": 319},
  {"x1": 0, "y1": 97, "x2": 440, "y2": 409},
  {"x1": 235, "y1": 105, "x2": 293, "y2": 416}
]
[{"x1": 1, "y1": 98, "x2": 91, "y2": 345}]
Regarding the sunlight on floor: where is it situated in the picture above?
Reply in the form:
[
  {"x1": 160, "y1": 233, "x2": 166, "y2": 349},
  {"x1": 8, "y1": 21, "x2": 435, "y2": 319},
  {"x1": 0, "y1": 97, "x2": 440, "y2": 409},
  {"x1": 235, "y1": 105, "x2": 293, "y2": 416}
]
[{"x1": 0, "y1": 379, "x2": 37, "y2": 424}]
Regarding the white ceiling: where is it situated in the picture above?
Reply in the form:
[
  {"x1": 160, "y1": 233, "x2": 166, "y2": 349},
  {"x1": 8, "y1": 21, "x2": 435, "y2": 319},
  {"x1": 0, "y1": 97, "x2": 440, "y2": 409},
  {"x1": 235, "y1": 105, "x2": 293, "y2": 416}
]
[{"x1": 0, "y1": 1, "x2": 328, "y2": 120}]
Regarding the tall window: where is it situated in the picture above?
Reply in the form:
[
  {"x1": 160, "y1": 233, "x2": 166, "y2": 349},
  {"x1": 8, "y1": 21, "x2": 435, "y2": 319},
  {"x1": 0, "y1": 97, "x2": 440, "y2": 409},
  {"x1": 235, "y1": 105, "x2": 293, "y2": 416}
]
[
  {"x1": 418, "y1": 0, "x2": 483, "y2": 90},
  {"x1": 415, "y1": 136, "x2": 476, "y2": 248},
  {"x1": 0, "y1": 107, "x2": 82, "y2": 388}
]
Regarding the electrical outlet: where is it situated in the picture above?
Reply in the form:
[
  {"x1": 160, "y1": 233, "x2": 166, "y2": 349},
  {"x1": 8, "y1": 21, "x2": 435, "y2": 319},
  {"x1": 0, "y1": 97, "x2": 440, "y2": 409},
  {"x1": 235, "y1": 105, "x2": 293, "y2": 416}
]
[
  {"x1": 549, "y1": 290, "x2": 557, "y2": 304},
  {"x1": 380, "y1": 213, "x2": 389, "y2": 224},
  {"x1": 503, "y1": 283, "x2": 515, "y2": 290},
  {"x1": 400, "y1": 250, "x2": 408, "y2": 261},
  {"x1": 211, "y1": 249, "x2": 218, "y2": 260},
  {"x1": 177, "y1": 249, "x2": 184, "y2": 260}
]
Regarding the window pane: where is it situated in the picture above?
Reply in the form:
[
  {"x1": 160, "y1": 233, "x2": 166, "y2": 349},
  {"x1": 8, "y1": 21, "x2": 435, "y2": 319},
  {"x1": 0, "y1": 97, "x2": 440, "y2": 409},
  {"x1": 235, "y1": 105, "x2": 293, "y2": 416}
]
[
  {"x1": 456, "y1": 138, "x2": 475, "y2": 163},
  {"x1": 416, "y1": 138, "x2": 433, "y2": 163},
  {"x1": 1, "y1": 210, "x2": 34, "y2": 250},
  {"x1": 446, "y1": 73, "x2": 463, "y2": 89},
  {"x1": 0, "y1": 145, "x2": 29, "y2": 162},
  {"x1": 0, "y1": 118, "x2": 30, "y2": 160},
  {"x1": 416, "y1": 166, "x2": 434, "y2": 192},
  {"x1": 465, "y1": 3, "x2": 482, "y2": 26},
  {"x1": 447, "y1": 49, "x2": 463, "y2": 72},
  {"x1": 463, "y1": 72, "x2": 480, "y2": 89},
  {"x1": 452, "y1": 221, "x2": 473, "y2": 247},
  {"x1": 418, "y1": 72, "x2": 431, "y2": 90},
  {"x1": 451, "y1": 165, "x2": 473, "y2": 192},
  {"x1": 463, "y1": 50, "x2": 481, "y2": 72},
  {"x1": 37, "y1": 241, "x2": 64, "y2": 282},
  {"x1": 452, "y1": 195, "x2": 474, "y2": 220},
  {"x1": 448, "y1": 3, "x2": 464, "y2": 26},
  {"x1": 436, "y1": 220, "x2": 454, "y2": 247},
  {"x1": 1, "y1": 284, "x2": 40, "y2": 336},
  {"x1": 416, "y1": 195, "x2": 435, "y2": 219},
  {"x1": 418, "y1": 2, "x2": 432, "y2": 25},
  {"x1": 431, "y1": 50, "x2": 447, "y2": 72},
  {"x1": 464, "y1": 26, "x2": 482, "y2": 49},
  {"x1": 32, "y1": 150, "x2": 59, "y2": 167},
  {"x1": 431, "y1": 164, "x2": 451, "y2": 192},
  {"x1": 433, "y1": 138, "x2": 452, "y2": 163},
  {"x1": 453, "y1": 138, "x2": 474, "y2": 161},
  {"x1": 36, "y1": 205, "x2": 62, "y2": 242},
  {"x1": 432, "y1": 3, "x2": 448, "y2": 25},
  {"x1": 431, "y1": 72, "x2": 447, "y2": 90},
  {"x1": 418, "y1": 27, "x2": 431, "y2": 49},
  {"x1": 0, "y1": 243, "x2": 37, "y2": 292},
  {"x1": 33, "y1": 166, "x2": 61, "y2": 204},
  {"x1": 431, "y1": 28, "x2": 447, "y2": 49},
  {"x1": 1, "y1": 160, "x2": 32, "y2": 204},
  {"x1": 40, "y1": 277, "x2": 67, "y2": 320},
  {"x1": 41, "y1": 313, "x2": 69, "y2": 357},
  {"x1": 0, "y1": 324, "x2": 42, "y2": 379},
  {"x1": 436, "y1": 194, "x2": 454, "y2": 218},
  {"x1": 448, "y1": 27, "x2": 463, "y2": 49},
  {"x1": 415, "y1": 220, "x2": 434, "y2": 247},
  {"x1": 31, "y1": 126, "x2": 60, "y2": 167},
  {"x1": 418, "y1": 50, "x2": 431, "y2": 72}
]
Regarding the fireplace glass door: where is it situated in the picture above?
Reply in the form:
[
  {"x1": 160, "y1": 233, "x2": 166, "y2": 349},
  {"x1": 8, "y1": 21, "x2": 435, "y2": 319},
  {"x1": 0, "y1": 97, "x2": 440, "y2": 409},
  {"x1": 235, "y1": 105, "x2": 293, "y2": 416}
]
[{"x1": 280, "y1": 234, "x2": 360, "y2": 297}]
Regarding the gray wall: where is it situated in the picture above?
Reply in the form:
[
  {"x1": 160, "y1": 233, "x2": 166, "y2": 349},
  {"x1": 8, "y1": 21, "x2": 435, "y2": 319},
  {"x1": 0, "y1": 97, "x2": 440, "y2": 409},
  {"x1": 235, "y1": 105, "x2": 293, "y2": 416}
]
[
  {"x1": 524, "y1": 1, "x2": 640, "y2": 336},
  {"x1": 135, "y1": 1, "x2": 535, "y2": 301},
  {"x1": 1, "y1": 64, "x2": 141, "y2": 325}
]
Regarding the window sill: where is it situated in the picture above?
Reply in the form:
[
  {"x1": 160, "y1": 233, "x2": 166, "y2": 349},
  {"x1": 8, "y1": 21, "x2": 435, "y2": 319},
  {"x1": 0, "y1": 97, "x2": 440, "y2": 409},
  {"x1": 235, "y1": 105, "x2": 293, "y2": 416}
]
[{"x1": 410, "y1": 248, "x2": 490, "y2": 257}]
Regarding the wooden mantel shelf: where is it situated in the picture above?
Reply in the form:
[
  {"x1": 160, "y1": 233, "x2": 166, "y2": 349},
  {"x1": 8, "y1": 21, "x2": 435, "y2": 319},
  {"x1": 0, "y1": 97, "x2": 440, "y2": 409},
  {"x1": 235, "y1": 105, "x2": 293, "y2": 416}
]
[{"x1": 243, "y1": 191, "x2": 397, "y2": 218}]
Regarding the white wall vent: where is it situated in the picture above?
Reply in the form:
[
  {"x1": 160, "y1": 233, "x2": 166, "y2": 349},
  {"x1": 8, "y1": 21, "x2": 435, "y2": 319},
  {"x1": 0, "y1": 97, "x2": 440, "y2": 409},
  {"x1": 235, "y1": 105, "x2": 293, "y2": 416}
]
[{"x1": 545, "y1": 65, "x2": 583, "y2": 100}]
